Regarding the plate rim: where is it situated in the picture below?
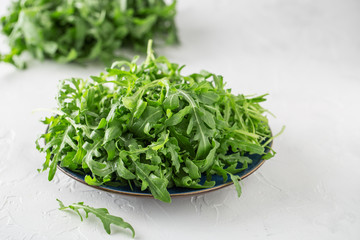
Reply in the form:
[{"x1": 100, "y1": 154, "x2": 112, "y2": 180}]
[
  {"x1": 57, "y1": 158, "x2": 267, "y2": 197},
  {"x1": 56, "y1": 139, "x2": 272, "y2": 198}
]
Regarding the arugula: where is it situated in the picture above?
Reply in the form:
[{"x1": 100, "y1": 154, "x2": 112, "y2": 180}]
[
  {"x1": 57, "y1": 199, "x2": 135, "y2": 237},
  {"x1": 0, "y1": 0, "x2": 178, "y2": 68},
  {"x1": 37, "y1": 40, "x2": 279, "y2": 203}
]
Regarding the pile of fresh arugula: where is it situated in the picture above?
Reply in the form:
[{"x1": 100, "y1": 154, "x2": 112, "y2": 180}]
[
  {"x1": 37, "y1": 40, "x2": 277, "y2": 203},
  {"x1": 0, "y1": 0, "x2": 178, "y2": 68}
]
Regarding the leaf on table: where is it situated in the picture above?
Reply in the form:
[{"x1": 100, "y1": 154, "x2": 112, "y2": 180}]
[{"x1": 56, "y1": 199, "x2": 135, "y2": 237}]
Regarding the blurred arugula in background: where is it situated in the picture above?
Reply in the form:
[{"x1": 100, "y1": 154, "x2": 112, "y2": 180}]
[
  {"x1": 36, "y1": 40, "x2": 278, "y2": 203},
  {"x1": 0, "y1": 0, "x2": 178, "y2": 68}
]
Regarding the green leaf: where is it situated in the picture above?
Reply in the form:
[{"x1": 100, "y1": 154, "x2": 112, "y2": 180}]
[
  {"x1": 133, "y1": 99, "x2": 147, "y2": 119},
  {"x1": 163, "y1": 93, "x2": 180, "y2": 110},
  {"x1": 161, "y1": 138, "x2": 181, "y2": 172},
  {"x1": 83, "y1": 139, "x2": 114, "y2": 177},
  {"x1": 97, "y1": 118, "x2": 107, "y2": 129},
  {"x1": 130, "y1": 106, "x2": 163, "y2": 137},
  {"x1": 232, "y1": 140, "x2": 265, "y2": 155},
  {"x1": 57, "y1": 199, "x2": 135, "y2": 237},
  {"x1": 178, "y1": 90, "x2": 213, "y2": 159},
  {"x1": 173, "y1": 176, "x2": 215, "y2": 189},
  {"x1": 131, "y1": 159, "x2": 171, "y2": 203},
  {"x1": 230, "y1": 174, "x2": 242, "y2": 197},
  {"x1": 184, "y1": 159, "x2": 201, "y2": 179},
  {"x1": 116, "y1": 157, "x2": 136, "y2": 180},
  {"x1": 198, "y1": 91, "x2": 220, "y2": 105},
  {"x1": 131, "y1": 15, "x2": 158, "y2": 38},
  {"x1": 45, "y1": 124, "x2": 76, "y2": 181},
  {"x1": 57, "y1": 49, "x2": 78, "y2": 63},
  {"x1": 123, "y1": 90, "x2": 143, "y2": 111},
  {"x1": 199, "y1": 108, "x2": 216, "y2": 129},
  {"x1": 165, "y1": 105, "x2": 191, "y2": 126},
  {"x1": 104, "y1": 141, "x2": 116, "y2": 161},
  {"x1": 104, "y1": 122, "x2": 122, "y2": 144},
  {"x1": 194, "y1": 140, "x2": 220, "y2": 172},
  {"x1": 84, "y1": 175, "x2": 103, "y2": 186}
]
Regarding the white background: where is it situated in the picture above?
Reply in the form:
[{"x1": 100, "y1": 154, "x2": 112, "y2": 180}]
[{"x1": 1, "y1": 0, "x2": 360, "y2": 239}]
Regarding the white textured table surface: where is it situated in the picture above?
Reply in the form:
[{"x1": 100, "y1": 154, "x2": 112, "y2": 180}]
[{"x1": 1, "y1": 1, "x2": 360, "y2": 239}]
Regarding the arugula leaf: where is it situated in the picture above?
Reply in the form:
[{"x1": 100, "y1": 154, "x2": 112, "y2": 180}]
[
  {"x1": 1, "y1": 0, "x2": 178, "y2": 69},
  {"x1": 57, "y1": 199, "x2": 135, "y2": 237},
  {"x1": 177, "y1": 90, "x2": 214, "y2": 159},
  {"x1": 43, "y1": 123, "x2": 77, "y2": 181},
  {"x1": 37, "y1": 40, "x2": 280, "y2": 203},
  {"x1": 230, "y1": 174, "x2": 242, "y2": 197}
]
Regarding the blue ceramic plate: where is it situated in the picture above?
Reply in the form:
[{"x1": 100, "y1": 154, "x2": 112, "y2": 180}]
[{"x1": 57, "y1": 141, "x2": 272, "y2": 197}]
